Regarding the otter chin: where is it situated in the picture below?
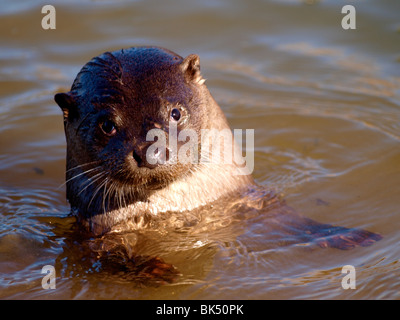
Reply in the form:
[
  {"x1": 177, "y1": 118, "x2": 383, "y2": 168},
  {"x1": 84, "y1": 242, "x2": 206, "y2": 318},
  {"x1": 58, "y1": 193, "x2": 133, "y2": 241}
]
[{"x1": 55, "y1": 46, "x2": 381, "y2": 250}]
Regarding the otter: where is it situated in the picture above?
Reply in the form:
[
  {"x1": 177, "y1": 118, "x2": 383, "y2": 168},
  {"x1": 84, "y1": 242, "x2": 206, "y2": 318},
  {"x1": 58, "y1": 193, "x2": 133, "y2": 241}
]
[{"x1": 55, "y1": 46, "x2": 381, "y2": 251}]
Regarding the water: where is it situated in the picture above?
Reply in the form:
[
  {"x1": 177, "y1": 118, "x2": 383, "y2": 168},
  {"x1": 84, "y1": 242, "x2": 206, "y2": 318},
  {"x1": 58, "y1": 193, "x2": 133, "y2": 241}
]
[{"x1": 0, "y1": 0, "x2": 399, "y2": 299}]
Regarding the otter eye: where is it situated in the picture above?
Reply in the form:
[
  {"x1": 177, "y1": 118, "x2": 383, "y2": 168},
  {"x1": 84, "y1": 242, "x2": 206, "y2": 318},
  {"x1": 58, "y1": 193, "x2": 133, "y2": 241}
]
[
  {"x1": 100, "y1": 120, "x2": 117, "y2": 136},
  {"x1": 171, "y1": 108, "x2": 181, "y2": 122}
]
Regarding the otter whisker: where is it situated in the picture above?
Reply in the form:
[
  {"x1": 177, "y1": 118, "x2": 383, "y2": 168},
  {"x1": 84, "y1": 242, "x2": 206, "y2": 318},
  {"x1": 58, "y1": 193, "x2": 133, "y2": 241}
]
[
  {"x1": 65, "y1": 160, "x2": 100, "y2": 174},
  {"x1": 59, "y1": 165, "x2": 102, "y2": 189},
  {"x1": 118, "y1": 183, "x2": 126, "y2": 210},
  {"x1": 87, "y1": 175, "x2": 108, "y2": 211},
  {"x1": 112, "y1": 182, "x2": 120, "y2": 211},
  {"x1": 121, "y1": 184, "x2": 128, "y2": 209},
  {"x1": 115, "y1": 168, "x2": 126, "y2": 209},
  {"x1": 102, "y1": 178, "x2": 110, "y2": 215},
  {"x1": 107, "y1": 179, "x2": 118, "y2": 212},
  {"x1": 77, "y1": 171, "x2": 107, "y2": 196},
  {"x1": 105, "y1": 168, "x2": 124, "y2": 211}
]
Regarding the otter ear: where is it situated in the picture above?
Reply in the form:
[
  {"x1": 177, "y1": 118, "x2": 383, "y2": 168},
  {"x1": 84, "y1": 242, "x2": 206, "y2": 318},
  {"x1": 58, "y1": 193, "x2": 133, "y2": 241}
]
[
  {"x1": 180, "y1": 54, "x2": 205, "y2": 85},
  {"x1": 54, "y1": 92, "x2": 78, "y2": 121}
]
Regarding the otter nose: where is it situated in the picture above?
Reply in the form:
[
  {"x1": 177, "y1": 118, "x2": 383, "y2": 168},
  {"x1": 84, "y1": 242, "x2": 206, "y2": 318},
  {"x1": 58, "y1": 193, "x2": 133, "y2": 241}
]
[{"x1": 132, "y1": 143, "x2": 166, "y2": 169}]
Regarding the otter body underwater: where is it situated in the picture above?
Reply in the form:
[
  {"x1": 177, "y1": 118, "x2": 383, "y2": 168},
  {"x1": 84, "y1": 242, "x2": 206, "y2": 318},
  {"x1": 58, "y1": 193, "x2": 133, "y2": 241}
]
[{"x1": 55, "y1": 46, "x2": 381, "y2": 263}]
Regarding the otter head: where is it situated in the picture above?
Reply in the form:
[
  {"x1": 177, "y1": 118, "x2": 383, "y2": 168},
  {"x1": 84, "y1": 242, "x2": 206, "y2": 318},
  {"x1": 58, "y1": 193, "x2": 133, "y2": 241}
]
[{"x1": 55, "y1": 47, "x2": 229, "y2": 224}]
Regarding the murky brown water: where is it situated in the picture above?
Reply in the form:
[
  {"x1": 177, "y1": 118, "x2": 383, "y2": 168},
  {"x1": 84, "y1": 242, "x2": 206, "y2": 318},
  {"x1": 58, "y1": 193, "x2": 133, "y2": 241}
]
[{"x1": 1, "y1": 0, "x2": 399, "y2": 299}]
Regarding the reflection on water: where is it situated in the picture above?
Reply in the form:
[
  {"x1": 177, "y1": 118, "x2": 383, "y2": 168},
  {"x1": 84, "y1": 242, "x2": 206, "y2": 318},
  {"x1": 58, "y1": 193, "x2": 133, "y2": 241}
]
[{"x1": 0, "y1": 0, "x2": 399, "y2": 299}]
